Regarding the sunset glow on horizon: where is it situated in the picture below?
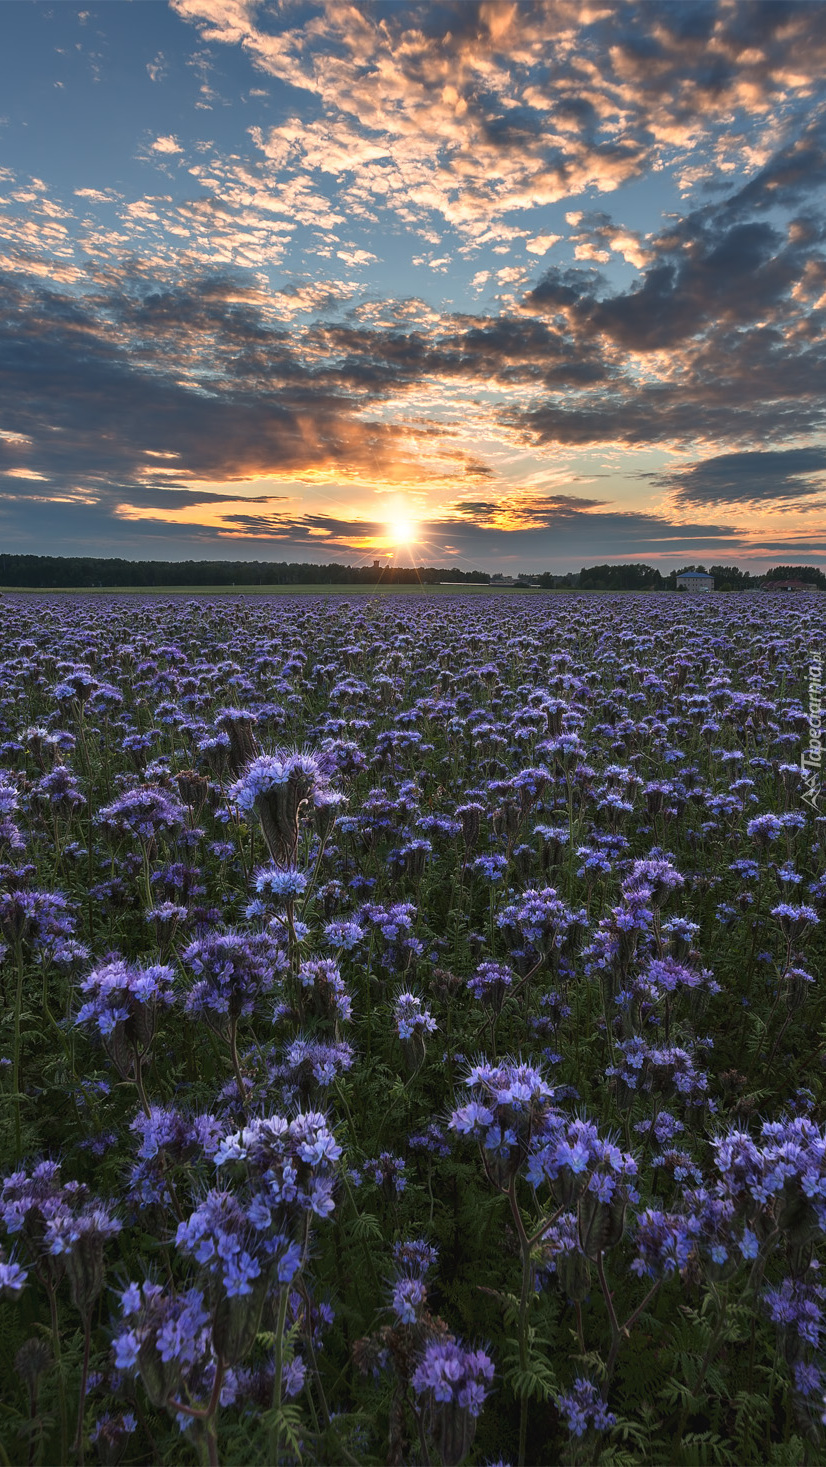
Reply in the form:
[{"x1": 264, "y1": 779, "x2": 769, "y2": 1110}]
[{"x1": 2, "y1": 2, "x2": 826, "y2": 571}]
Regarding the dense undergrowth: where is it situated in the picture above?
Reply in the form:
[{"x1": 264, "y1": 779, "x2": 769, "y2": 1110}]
[{"x1": 0, "y1": 590, "x2": 824, "y2": 1467}]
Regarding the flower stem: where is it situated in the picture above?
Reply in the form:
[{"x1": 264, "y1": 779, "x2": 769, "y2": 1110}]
[
  {"x1": 74, "y1": 1315, "x2": 92, "y2": 1466},
  {"x1": 46, "y1": 1279, "x2": 68, "y2": 1467},
  {"x1": 270, "y1": 1286, "x2": 291, "y2": 1463},
  {"x1": 13, "y1": 939, "x2": 25, "y2": 1161}
]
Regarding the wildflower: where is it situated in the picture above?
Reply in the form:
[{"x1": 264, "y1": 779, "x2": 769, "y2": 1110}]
[
  {"x1": 274, "y1": 1037, "x2": 355, "y2": 1100},
  {"x1": 770, "y1": 903, "x2": 819, "y2": 941},
  {"x1": 253, "y1": 866, "x2": 308, "y2": 904},
  {"x1": 557, "y1": 1378, "x2": 616, "y2": 1437},
  {"x1": 630, "y1": 1209, "x2": 693, "y2": 1278},
  {"x1": 472, "y1": 854, "x2": 508, "y2": 883},
  {"x1": 497, "y1": 888, "x2": 586, "y2": 959},
  {"x1": 391, "y1": 1276, "x2": 427, "y2": 1324},
  {"x1": 394, "y1": 991, "x2": 437, "y2": 1041},
  {"x1": 467, "y1": 961, "x2": 514, "y2": 1014},
  {"x1": 97, "y1": 786, "x2": 185, "y2": 844},
  {"x1": 76, "y1": 957, "x2": 174, "y2": 1077},
  {"x1": 46, "y1": 1202, "x2": 121, "y2": 1317},
  {"x1": 0, "y1": 1253, "x2": 28, "y2": 1297},
  {"x1": 113, "y1": 1280, "x2": 213, "y2": 1410},
  {"x1": 214, "y1": 1111, "x2": 341, "y2": 1220},
  {"x1": 450, "y1": 1060, "x2": 558, "y2": 1187},
  {"x1": 229, "y1": 751, "x2": 333, "y2": 867},
  {"x1": 297, "y1": 957, "x2": 352, "y2": 1022},
  {"x1": 412, "y1": 1338, "x2": 494, "y2": 1412},
  {"x1": 89, "y1": 1412, "x2": 137, "y2": 1455},
  {"x1": 181, "y1": 930, "x2": 285, "y2": 1022},
  {"x1": 364, "y1": 1152, "x2": 407, "y2": 1196},
  {"x1": 763, "y1": 1277, "x2": 825, "y2": 1350},
  {"x1": 32, "y1": 765, "x2": 86, "y2": 814}
]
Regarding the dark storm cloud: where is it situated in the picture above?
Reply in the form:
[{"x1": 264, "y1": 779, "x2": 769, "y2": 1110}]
[
  {"x1": 653, "y1": 448, "x2": 826, "y2": 507},
  {"x1": 722, "y1": 120, "x2": 826, "y2": 219},
  {"x1": 527, "y1": 215, "x2": 805, "y2": 353},
  {"x1": 0, "y1": 271, "x2": 408, "y2": 498},
  {"x1": 312, "y1": 314, "x2": 610, "y2": 390}
]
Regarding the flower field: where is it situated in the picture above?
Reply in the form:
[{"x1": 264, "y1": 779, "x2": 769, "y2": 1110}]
[{"x1": 1, "y1": 589, "x2": 825, "y2": 1467}]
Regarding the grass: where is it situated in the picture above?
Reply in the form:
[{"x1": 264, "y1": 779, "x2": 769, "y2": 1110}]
[{"x1": 0, "y1": 582, "x2": 549, "y2": 596}]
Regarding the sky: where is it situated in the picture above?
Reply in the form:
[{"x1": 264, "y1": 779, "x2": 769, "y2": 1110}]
[{"x1": 2, "y1": 1, "x2": 826, "y2": 572}]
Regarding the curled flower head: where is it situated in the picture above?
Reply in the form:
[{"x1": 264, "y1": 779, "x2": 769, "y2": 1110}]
[
  {"x1": 76, "y1": 957, "x2": 174, "y2": 1075},
  {"x1": 394, "y1": 991, "x2": 437, "y2": 1041},
  {"x1": 229, "y1": 752, "x2": 332, "y2": 867},
  {"x1": 97, "y1": 786, "x2": 185, "y2": 844},
  {"x1": 181, "y1": 931, "x2": 285, "y2": 1022},
  {"x1": 450, "y1": 1059, "x2": 558, "y2": 1187}
]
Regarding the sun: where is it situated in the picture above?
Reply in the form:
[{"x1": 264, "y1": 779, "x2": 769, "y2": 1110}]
[{"x1": 387, "y1": 516, "x2": 417, "y2": 547}]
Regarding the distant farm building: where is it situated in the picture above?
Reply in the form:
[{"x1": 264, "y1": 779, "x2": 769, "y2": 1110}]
[
  {"x1": 765, "y1": 578, "x2": 819, "y2": 593},
  {"x1": 676, "y1": 571, "x2": 715, "y2": 592}
]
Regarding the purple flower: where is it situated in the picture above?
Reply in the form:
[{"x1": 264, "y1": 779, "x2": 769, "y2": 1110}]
[
  {"x1": 181, "y1": 930, "x2": 285, "y2": 1021},
  {"x1": 497, "y1": 888, "x2": 586, "y2": 958},
  {"x1": 770, "y1": 903, "x2": 819, "y2": 940},
  {"x1": 274, "y1": 1037, "x2": 355, "y2": 1098},
  {"x1": 296, "y1": 957, "x2": 352, "y2": 1022},
  {"x1": 412, "y1": 1338, "x2": 494, "y2": 1417},
  {"x1": 557, "y1": 1378, "x2": 616, "y2": 1437},
  {"x1": 97, "y1": 785, "x2": 186, "y2": 843},
  {"x1": 229, "y1": 751, "x2": 334, "y2": 866},
  {"x1": 467, "y1": 961, "x2": 514, "y2": 1009},
  {"x1": 364, "y1": 1152, "x2": 407, "y2": 1195},
  {"x1": 631, "y1": 1209, "x2": 692, "y2": 1278},
  {"x1": 214, "y1": 1111, "x2": 341, "y2": 1220},
  {"x1": 113, "y1": 1280, "x2": 212, "y2": 1397},
  {"x1": 75, "y1": 956, "x2": 174, "y2": 1063},
  {"x1": 252, "y1": 866, "x2": 308, "y2": 904},
  {"x1": 89, "y1": 1413, "x2": 137, "y2": 1451},
  {"x1": 394, "y1": 991, "x2": 437, "y2": 1040},
  {"x1": 0, "y1": 1255, "x2": 28, "y2": 1296},
  {"x1": 391, "y1": 1276, "x2": 427, "y2": 1324},
  {"x1": 763, "y1": 1277, "x2": 825, "y2": 1350},
  {"x1": 281, "y1": 1356, "x2": 307, "y2": 1398},
  {"x1": 450, "y1": 1059, "x2": 558, "y2": 1186}
]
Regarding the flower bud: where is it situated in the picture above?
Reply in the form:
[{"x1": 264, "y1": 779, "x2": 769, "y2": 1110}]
[
  {"x1": 555, "y1": 1249, "x2": 591, "y2": 1302},
  {"x1": 577, "y1": 1192, "x2": 627, "y2": 1260},
  {"x1": 429, "y1": 1403, "x2": 478, "y2": 1467},
  {"x1": 212, "y1": 1272, "x2": 269, "y2": 1366},
  {"x1": 14, "y1": 1337, "x2": 51, "y2": 1394},
  {"x1": 66, "y1": 1229, "x2": 108, "y2": 1318}
]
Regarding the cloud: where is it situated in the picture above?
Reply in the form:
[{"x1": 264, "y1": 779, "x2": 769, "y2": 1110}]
[
  {"x1": 147, "y1": 53, "x2": 168, "y2": 83},
  {"x1": 169, "y1": 0, "x2": 826, "y2": 245},
  {"x1": 654, "y1": 447, "x2": 826, "y2": 507},
  {"x1": 150, "y1": 135, "x2": 184, "y2": 155},
  {"x1": 525, "y1": 233, "x2": 561, "y2": 256},
  {"x1": 4, "y1": 1, "x2": 826, "y2": 570}
]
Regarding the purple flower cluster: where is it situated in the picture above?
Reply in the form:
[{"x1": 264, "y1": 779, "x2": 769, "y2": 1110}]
[
  {"x1": 76, "y1": 955, "x2": 174, "y2": 1044},
  {"x1": 181, "y1": 930, "x2": 285, "y2": 1021},
  {"x1": 97, "y1": 785, "x2": 186, "y2": 843},
  {"x1": 449, "y1": 1060, "x2": 558, "y2": 1185},
  {"x1": 557, "y1": 1378, "x2": 616, "y2": 1437},
  {"x1": 394, "y1": 990, "x2": 437, "y2": 1040},
  {"x1": 411, "y1": 1337, "x2": 494, "y2": 1417},
  {"x1": 213, "y1": 1111, "x2": 341, "y2": 1220}
]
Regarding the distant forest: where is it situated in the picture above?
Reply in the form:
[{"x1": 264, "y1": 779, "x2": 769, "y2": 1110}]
[{"x1": 0, "y1": 555, "x2": 823, "y2": 590}]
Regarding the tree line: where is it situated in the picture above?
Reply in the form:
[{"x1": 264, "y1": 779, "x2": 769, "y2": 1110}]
[{"x1": 0, "y1": 555, "x2": 822, "y2": 590}]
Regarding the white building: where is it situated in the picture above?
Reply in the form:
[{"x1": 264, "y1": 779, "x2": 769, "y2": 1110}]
[{"x1": 676, "y1": 571, "x2": 714, "y2": 592}]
